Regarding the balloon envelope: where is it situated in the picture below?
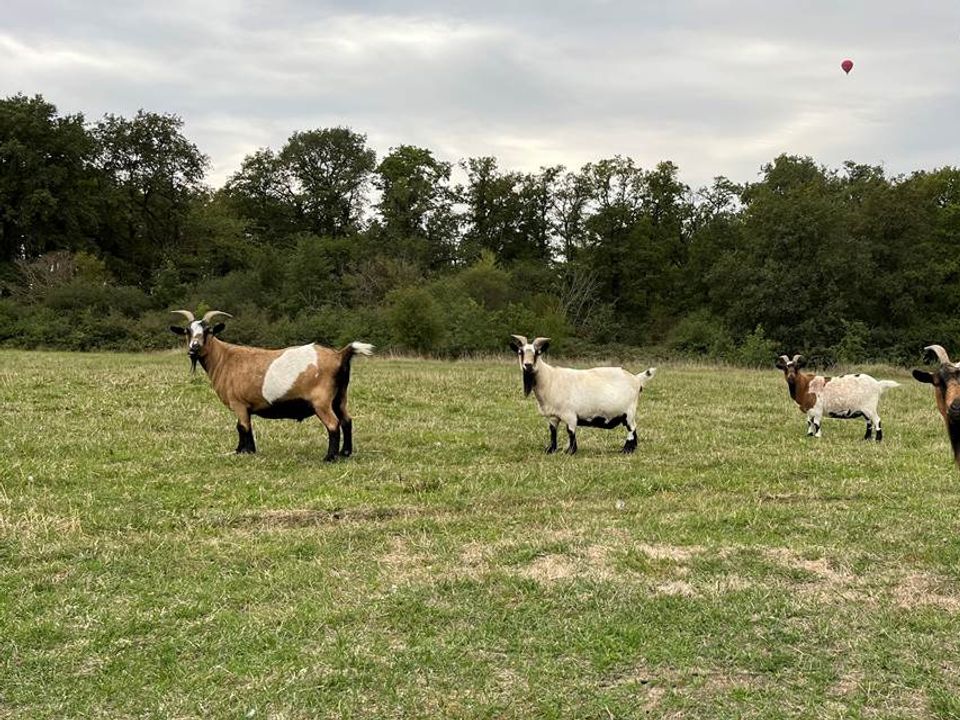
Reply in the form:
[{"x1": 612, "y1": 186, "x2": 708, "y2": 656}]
[{"x1": 841, "y1": 59, "x2": 853, "y2": 74}]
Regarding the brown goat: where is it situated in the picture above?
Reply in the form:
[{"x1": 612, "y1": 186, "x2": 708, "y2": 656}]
[
  {"x1": 170, "y1": 310, "x2": 373, "y2": 460},
  {"x1": 912, "y1": 344, "x2": 960, "y2": 467}
]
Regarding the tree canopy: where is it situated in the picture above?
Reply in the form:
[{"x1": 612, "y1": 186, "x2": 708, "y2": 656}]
[{"x1": 2, "y1": 92, "x2": 960, "y2": 363}]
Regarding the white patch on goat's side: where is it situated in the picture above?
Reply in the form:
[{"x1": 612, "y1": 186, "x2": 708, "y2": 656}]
[{"x1": 262, "y1": 344, "x2": 318, "y2": 403}]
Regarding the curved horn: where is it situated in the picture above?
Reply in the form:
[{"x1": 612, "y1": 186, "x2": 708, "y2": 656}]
[
  {"x1": 171, "y1": 310, "x2": 195, "y2": 323},
  {"x1": 924, "y1": 344, "x2": 951, "y2": 365},
  {"x1": 791, "y1": 354, "x2": 802, "y2": 364},
  {"x1": 202, "y1": 310, "x2": 233, "y2": 324}
]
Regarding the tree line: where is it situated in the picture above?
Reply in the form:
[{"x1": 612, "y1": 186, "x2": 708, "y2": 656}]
[{"x1": 2, "y1": 92, "x2": 959, "y2": 364}]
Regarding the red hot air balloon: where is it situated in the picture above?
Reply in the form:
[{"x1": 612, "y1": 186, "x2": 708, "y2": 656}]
[{"x1": 841, "y1": 59, "x2": 853, "y2": 74}]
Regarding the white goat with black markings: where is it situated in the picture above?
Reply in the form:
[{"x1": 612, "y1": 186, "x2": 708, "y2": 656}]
[
  {"x1": 509, "y1": 335, "x2": 656, "y2": 455},
  {"x1": 793, "y1": 367, "x2": 899, "y2": 442}
]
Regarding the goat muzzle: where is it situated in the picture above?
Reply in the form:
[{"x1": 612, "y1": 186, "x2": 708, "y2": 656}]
[{"x1": 949, "y1": 400, "x2": 960, "y2": 421}]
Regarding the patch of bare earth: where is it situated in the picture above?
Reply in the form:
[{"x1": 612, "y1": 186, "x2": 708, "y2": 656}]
[
  {"x1": 892, "y1": 571, "x2": 960, "y2": 612},
  {"x1": 604, "y1": 664, "x2": 765, "y2": 706},
  {"x1": 764, "y1": 548, "x2": 873, "y2": 604},
  {"x1": 380, "y1": 535, "x2": 429, "y2": 586},
  {"x1": 634, "y1": 542, "x2": 703, "y2": 562},
  {"x1": 519, "y1": 549, "x2": 614, "y2": 583},
  {"x1": 0, "y1": 508, "x2": 82, "y2": 539}
]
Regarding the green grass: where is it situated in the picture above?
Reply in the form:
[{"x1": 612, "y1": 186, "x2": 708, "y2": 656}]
[{"x1": 2, "y1": 350, "x2": 960, "y2": 718}]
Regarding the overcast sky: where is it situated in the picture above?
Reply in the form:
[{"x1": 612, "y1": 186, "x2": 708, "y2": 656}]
[{"x1": 3, "y1": 1, "x2": 959, "y2": 189}]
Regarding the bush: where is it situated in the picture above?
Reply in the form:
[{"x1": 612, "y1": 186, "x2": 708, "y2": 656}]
[
  {"x1": 734, "y1": 324, "x2": 779, "y2": 368},
  {"x1": 454, "y1": 252, "x2": 514, "y2": 310},
  {"x1": 190, "y1": 271, "x2": 269, "y2": 315},
  {"x1": 437, "y1": 295, "x2": 502, "y2": 355},
  {"x1": 0, "y1": 299, "x2": 19, "y2": 343},
  {"x1": 667, "y1": 310, "x2": 734, "y2": 359},
  {"x1": 44, "y1": 280, "x2": 152, "y2": 318},
  {"x1": 388, "y1": 286, "x2": 444, "y2": 352},
  {"x1": 833, "y1": 320, "x2": 869, "y2": 364}
]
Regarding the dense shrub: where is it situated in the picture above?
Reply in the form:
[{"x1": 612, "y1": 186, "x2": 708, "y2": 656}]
[
  {"x1": 44, "y1": 280, "x2": 153, "y2": 318},
  {"x1": 734, "y1": 325, "x2": 779, "y2": 368},
  {"x1": 667, "y1": 310, "x2": 735, "y2": 359},
  {"x1": 387, "y1": 286, "x2": 445, "y2": 352}
]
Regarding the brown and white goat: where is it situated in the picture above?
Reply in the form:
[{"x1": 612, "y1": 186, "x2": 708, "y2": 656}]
[
  {"x1": 170, "y1": 310, "x2": 373, "y2": 460},
  {"x1": 912, "y1": 344, "x2": 960, "y2": 467},
  {"x1": 776, "y1": 354, "x2": 898, "y2": 441}
]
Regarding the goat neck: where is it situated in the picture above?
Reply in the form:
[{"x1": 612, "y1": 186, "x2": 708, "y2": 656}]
[
  {"x1": 786, "y1": 370, "x2": 818, "y2": 411},
  {"x1": 197, "y1": 335, "x2": 230, "y2": 380},
  {"x1": 528, "y1": 359, "x2": 556, "y2": 403}
]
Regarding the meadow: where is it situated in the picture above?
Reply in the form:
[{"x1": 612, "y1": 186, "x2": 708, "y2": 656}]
[{"x1": 2, "y1": 350, "x2": 960, "y2": 719}]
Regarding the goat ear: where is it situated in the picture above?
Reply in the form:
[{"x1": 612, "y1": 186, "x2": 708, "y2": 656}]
[
  {"x1": 170, "y1": 325, "x2": 187, "y2": 335},
  {"x1": 533, "y1": 337, "x2": 550, "y2": 354},
  {"x1": 912, "y1": 369, "x2": 936, "y2": 385},
  {"x1": 509, "y1": 334, "x2": 527, "y2": 352},
  {"x1": 210, "y1": 323, "x2": 226, "y2": 336}
]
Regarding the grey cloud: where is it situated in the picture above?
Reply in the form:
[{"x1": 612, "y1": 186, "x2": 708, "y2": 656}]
[{"x1": 2, "y1": 1, "x2": 959, "y2": 187}]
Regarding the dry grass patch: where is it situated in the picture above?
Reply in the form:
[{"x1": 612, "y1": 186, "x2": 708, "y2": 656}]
[{"x1": 892, "y1": 571, "x2": 960, "y2": 612}]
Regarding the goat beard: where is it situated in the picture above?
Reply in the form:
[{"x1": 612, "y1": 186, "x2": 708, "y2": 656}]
[
  {"x1": 189, "y1": 351, "x2": 200, "y2": 374},
  {"x1": 523, "y1": 368, "x2": 535, "y2": 397}
]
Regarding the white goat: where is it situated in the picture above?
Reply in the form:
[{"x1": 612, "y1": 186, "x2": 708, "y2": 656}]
[
  {"x1": 509, "y1": 335, "x2": 656, "y2": 454},
  {"x1": 805, "y1": 373, "x2": 900, "y2": 441}
]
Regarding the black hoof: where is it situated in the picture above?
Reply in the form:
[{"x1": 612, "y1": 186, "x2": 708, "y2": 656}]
[
  {"x1": 545, "y1": 446, "x2": 557, "y2": 454},
  {"x1": 323, "y1": 454, "x2": 339, "y2": 463},
  {"x1": 340, "y1": 449, "x2": 352, "y2": 458},
  {"x1": 564, "y1": 447, "x2": 577, "y2": 456},
  {"x1": 621, "y1": 445, "x2": 636, "y2": 454},
  {"x1": 236, "y1": 447, "x2": 255, "y2": 455}
]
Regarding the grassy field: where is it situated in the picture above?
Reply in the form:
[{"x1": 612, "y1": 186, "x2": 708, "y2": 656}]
[{"x1": 2, "y1": 350, "x2": 960, "y2": 719}]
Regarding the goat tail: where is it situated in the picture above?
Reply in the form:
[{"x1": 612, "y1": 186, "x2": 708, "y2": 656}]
[
  {"x1": 877, "y1": 379, "x2": 900, "y2": 391},
  {"x1": 339, "y1": 341, "x2": 375, "y2": 362},
  {"x1": 636, "y1": 367, "x2": 657, "y2": 387},
  {"x1": 335, "y1": 341, "x2": 374, "y2": 397}
]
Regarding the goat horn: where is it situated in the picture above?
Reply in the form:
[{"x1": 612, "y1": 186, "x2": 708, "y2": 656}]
[
  {"x1": 924, "y1": 344, "x2": 952, "y2": 364},
  {"x1": 171, "y1": 310, "x2": 195, "y2": 323},
  {"x1": 202, "y1": 310, "x2": 233, "y2": 324},
  {"x1": 792, "y1": 354, "x2": 803, "y2": 364}
]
